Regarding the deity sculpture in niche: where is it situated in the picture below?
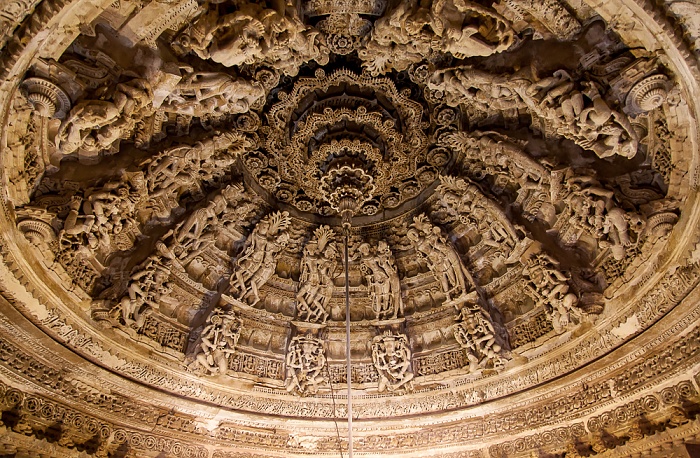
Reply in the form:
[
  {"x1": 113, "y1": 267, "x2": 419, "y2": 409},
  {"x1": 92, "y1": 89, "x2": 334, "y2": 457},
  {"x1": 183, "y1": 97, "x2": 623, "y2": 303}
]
[
  {"x1": 296, "y1": 226, "x2": 338, "y2": 324},
  {"x1": 285, "y1": 334, "x2": 327, "y2": 396},
  {"x1": 453, "y1": 299, "x2": 507, "y2": 372},
  {"x1": 358, "y1": 241, "x2": 404, "y2": 320},
  {"x1": 230, "y1": 211, "x2": 291, "y2": 306},
  {"x1": 371, "y1": 331, "x2": 414, "y2": 393},
  {"x1": 188, "y1": 308, "x2": 241, "y2": 376},
  {"x1": 407, "y1": 215, "x2": 472, "y2": 303}
]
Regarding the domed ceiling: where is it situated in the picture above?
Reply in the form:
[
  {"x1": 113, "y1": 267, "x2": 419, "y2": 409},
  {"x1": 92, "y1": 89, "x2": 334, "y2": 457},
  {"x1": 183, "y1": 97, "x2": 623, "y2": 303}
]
[{"x1": 1, "y1": 0, "x2": 700, "y2": 457}]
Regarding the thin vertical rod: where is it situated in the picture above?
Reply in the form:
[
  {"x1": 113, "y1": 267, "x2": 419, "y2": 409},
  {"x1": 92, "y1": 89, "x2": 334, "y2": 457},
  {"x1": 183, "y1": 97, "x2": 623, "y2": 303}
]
[{"x1": 344, "y1": 232, "x2": 353, "y2": 458}]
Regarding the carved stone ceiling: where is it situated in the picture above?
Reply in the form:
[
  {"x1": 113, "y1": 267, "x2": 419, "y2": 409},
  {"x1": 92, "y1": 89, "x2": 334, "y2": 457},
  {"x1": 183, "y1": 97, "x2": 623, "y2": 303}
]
[{"x1": 1, "y1": 0, "x2": 700, "y2": 457}]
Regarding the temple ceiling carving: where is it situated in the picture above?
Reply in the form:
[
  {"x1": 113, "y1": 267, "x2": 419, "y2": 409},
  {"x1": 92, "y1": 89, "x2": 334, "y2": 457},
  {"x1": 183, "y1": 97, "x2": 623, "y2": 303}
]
[{"x1": 0, "y1": 0, "x2": 700, "y2": 456}]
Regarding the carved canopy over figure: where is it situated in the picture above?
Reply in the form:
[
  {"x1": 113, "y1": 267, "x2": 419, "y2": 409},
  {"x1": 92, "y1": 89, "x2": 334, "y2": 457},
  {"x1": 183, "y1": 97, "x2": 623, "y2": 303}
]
[
  {"x1": 371, "y1": 332, "x2": 414, "y2": 393},
  {"x1": 296, "y1": 226, "x2": 337, "y2": 323},
  {"x1": 231, "y1": 211, "x2": 291, "y2": 306},
  {"x1": 176, "y1": 2, "x2": 329, "y2": 76},
  {"x1": 188, "y1": 308, "x2": 241, "y2": 376},
  {"x1": 358, "y1": 241, "x2": 404, "y2": 320},
  {"x1": 285, "y1": 334, "x2": 327, "y2": 395},
  {"x1": 360, "y1": 0, "x2": 514, "y2": 76},
  {"x1": 407, "y1": 215, "x2": 473, "y2": 302},
  {"x1": 453, "y1": 300, "x2": 507, "y2": 372}
]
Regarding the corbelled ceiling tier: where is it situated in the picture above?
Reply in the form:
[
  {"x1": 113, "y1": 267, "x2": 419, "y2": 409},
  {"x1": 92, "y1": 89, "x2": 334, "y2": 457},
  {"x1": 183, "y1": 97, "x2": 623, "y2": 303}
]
[{"x1": 1, "y1": 0, "x2": 700, "y2": 457}]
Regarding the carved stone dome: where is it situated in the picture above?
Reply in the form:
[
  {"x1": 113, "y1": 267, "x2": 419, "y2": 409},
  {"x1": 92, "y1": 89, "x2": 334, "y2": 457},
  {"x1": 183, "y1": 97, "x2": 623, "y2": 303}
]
[{"x1": 0, "y1": 0, "x2": 700, "y2": 457}]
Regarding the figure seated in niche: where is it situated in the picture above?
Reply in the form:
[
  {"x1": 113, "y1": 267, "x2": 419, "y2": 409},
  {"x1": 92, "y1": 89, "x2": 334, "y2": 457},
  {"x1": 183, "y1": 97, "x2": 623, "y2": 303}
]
[
  {"x1": 187, "y1": 308, "x2": 241, "y2": 376},
  {"x1": 285, "y1": 334, "x2": 327, "y2": 396},
  {"x1": 358, "y1": 241, "x2": 404, "y2": 321},
  {"x1": 372, "y1": 332, "x2": 414, "y2": 393}
]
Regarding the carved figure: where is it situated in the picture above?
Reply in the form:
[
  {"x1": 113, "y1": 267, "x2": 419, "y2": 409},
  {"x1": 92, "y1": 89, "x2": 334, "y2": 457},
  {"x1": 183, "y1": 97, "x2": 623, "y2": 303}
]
[
  {"x1": 178, "y1": 3, "x2": 328, "y2": 76},
  {"x1": 121, "y1": 257, "x2": 172, "y2": 326},
  {"x1": 407, "y1": 215, "x2": 472, "y2": 302},
  {"x1": 190, "y1": 309, "x2": 241, "y2": 376},
  {"x1": 525, "y1": 74, "x2": 639, "y2": 159},
  {"x1": 161, "y1": 72, "x2": 265, "y2": 117},
  {"x1": 56, "y1": 78, "x2": 152, "y2": 155},
  {"x1": 146, "y1": 132, "x2": 248, "y2": 214},
  {"x1": 296, "y1": 226, "x2": 337, "y2": 323},
  {"x1": 361, "y1": 0, "x2": 513, "y2": 76},
  {"x1": 358, "y1": 241, "x2": 403, "y2": 320},
  {"x1": 61, "y1": 196, "x2": 95, "y2": 237},
  {"x1": 371, "y1": 332, "x2": 414, "y2": 392},
  {"x1": 231, "y1": 211, "x2": 291, "y2": 305},
  {"x1": 454, "y1": 304, "x2": 506, "y2": 371},
  {"x1": 522, "y1": 252, "x2": 582, "y2": 333},
  {"x1": 562, "y1": 172, "x2": 635, "y2": 260},
  {"x1": 285, "y1": 334, "x2": 326, "y2": 395}
]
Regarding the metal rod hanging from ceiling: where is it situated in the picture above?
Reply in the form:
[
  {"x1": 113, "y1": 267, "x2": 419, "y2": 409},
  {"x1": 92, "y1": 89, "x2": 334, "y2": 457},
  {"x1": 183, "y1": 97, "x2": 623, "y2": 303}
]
[{"x1": 344, "y1": 231, "x2": 353, "y2": 458}]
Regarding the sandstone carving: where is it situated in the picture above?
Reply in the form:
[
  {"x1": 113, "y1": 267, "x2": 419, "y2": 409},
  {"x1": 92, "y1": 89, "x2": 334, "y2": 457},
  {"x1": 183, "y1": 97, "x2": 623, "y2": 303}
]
[
  {"x1": 231, "y1": 211, "x2": 291, "y2": 306},
  {"x1": 408, "y1": 215, "x2": 473, "y2": 303},
  {"x1": 296, "y1": 226, "x2": 338, "y2": 323},
  {"x1": 372, "y1": 331, "x2": 414, "y2": 393},
  {"x1": 0, "y1": 0, "x2": 696, "y2": 456},
  {"x1": 359, "y1": 241, "x2": 403, "y2": 320},
  {"x1": 285, "y1": 334, "x2": 327, "y2": 395},
  {"x1": 188, "y1": 308, "x2": 242, "y2": 376}
]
